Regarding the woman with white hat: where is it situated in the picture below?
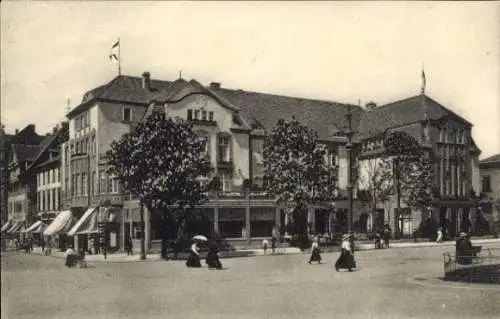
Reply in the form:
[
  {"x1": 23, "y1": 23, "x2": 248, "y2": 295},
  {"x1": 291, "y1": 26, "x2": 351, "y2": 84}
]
[{"x1": 335, "y1": 233, "x2": 356, "y2": 272}]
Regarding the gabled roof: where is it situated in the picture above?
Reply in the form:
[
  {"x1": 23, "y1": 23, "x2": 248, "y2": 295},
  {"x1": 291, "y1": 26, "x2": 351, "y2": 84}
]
[
  {"x1": 480, "y1": 153, "x2": 500, "y2": 164},
  {"x1": 11, "y1": 144, "x2": 44, "y2": 165},
  {"x1": 210, "y1": 87, "x2": 363, "y2": 141},
  {"x1": 357, "y1": 94, "x2": 473, "y2": 139},
  {"x1": 68, "y1": 75, "x2": 173, "y2": 118}
]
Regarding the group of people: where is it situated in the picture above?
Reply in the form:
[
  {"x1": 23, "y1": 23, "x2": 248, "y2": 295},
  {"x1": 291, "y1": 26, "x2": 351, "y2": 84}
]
[
  {"x1": 64, "y1": 246, "x2": 87, "y2": 268},
  {"x1": 307, "y1": 233, "x2": 357, "y2": 272},
  {"x1": 186, "y1": 241, "x2": 223, "y2": 270}
]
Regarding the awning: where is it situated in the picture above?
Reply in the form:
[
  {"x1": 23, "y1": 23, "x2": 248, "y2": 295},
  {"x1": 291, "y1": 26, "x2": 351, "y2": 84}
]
[
  {"x1": 68, "y1": 207, "x2": 97, "y2": 236},
  {"x1": 43, "y1": 211, "x2": 73, "y2": 236},
  {"x1": 78, "y1": 210, "x2": 99, "y2": 235},
  {"x1": 7, "y1": 221, "x2": 24, "y2": 233},
  {"x1": 1, "y1": 220, "x2": 12, "y2": 232},
  {"x1": 24, "y1": 221, "x2": 47, "y2": 233}
]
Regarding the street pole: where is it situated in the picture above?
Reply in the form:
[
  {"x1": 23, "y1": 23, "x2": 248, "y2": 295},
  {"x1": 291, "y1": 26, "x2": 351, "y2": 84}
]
[
  {"x1": 139, "y1": 197, "x2": 146, "y2": 260},
  {"x1": 345, "y1": 106, "x2": 354, "y2": 233}
]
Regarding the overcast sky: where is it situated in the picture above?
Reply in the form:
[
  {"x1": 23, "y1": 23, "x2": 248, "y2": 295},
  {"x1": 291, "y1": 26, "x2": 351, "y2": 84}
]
[{"x1": 1, "y1": 2, "x2": 499, "y2": 158}]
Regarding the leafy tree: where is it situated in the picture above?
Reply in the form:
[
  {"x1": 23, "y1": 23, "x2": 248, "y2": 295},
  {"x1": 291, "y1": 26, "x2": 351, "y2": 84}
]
[
  {"x1": 263, "y1": 118, "x2": 337, "y2": 247},
  {"x1": 384, "y1": 131, "x2": 434, "y2": 214},
  {"x1": 106, "y1": 111, "x2": 212, "y2": 258}
]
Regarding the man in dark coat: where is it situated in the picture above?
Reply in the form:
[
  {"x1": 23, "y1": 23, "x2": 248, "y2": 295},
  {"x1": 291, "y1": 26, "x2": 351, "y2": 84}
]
[{"x1": 456, "y1": 232, "x2": 474, "y2": 265}]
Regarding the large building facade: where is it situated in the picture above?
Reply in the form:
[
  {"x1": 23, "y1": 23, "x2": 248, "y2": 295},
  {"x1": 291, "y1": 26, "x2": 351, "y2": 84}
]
[
  {"x1": 479, "y1": 154, "x2": 500, "y2": 235},
  {"x1": 356, "y1": 94, "x2": 483, "y2": 238}
]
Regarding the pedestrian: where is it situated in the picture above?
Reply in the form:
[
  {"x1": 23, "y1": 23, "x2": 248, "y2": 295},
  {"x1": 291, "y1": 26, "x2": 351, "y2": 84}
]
[
  {"x1": 271, "y1": 236, "x2": 277, "y2": 255},
  {"x1": 436, "y1": 227, "x2": 443, "y2": 243},
  {"x1": 308, "y1": 237, "x2": 322, "y2": 264},
  {"x1": 262, "y1": 239, "x2": 269, "y2": 255},
  {"x1": 40, "y1": 238, "x2": 46, "y2": 253},
  {"x1": 65, "y1": 246, "x2": 76, "y2": 268},
  {"x1": 126, "y1": 237, "x2": 133, "y2": 256},
  {"x1": 206, "y1": 241, "x2": 223, "y2": 270},
  {"x1": 455, "y1": 232, "x2": 474, "y2": 265},
  {"x1": 186, "y1": 241, "x2": 201, "y2": 268},
  {"x1": 383, "y1": 225, "x2": 391, "y2": 248},
  {"x1": 335, "y1": 233, "x2": 356, "y2": 272}
]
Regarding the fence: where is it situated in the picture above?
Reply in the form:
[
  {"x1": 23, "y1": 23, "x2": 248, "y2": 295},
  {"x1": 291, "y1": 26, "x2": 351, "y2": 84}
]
[{"x1": 443, "y1": 247, "x2": 500, "y2": 284}]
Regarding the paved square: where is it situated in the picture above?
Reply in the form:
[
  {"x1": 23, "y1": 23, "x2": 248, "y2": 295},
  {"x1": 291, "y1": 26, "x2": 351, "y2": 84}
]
[{"x1": 2, "y1": 243, "x2": 500, "y2": 319}]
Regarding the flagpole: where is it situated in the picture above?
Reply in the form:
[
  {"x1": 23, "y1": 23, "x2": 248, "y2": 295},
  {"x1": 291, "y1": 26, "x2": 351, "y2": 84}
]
[{"x1": 118, "y1": 37, "x2": 121, "y2": 76}]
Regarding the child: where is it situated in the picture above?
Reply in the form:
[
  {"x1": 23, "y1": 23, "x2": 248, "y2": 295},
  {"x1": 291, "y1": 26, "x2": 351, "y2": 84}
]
[{"x1": 262, "y1": 239, "x2": 269, "y2": 255}]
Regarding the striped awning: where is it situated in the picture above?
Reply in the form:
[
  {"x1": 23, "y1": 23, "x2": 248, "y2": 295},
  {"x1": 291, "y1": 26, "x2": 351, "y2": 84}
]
[
  {"x1": 7, "y1": 221, "x2": 25, "y2": 233},
  {"x1": 24, "y1": 221, "x2": 47, "y2": 233},
  {"x1": 1, "y1": 220, "x2": 12, "y2": 232},
  {"x1": 68, "y1": 207, "x2": 97, "y2": 236},
  {"x1": 78, "y1": 210, "x2": 98, "y2": 235},
  {"x1": 43, "y1": 211, "x2": 73, "y2": 236}
]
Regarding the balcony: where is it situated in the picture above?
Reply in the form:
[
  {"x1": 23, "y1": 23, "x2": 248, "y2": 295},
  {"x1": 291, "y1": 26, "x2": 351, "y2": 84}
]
[{"x1": 98, "y1": 193, "x2": 124, "y2": 206}]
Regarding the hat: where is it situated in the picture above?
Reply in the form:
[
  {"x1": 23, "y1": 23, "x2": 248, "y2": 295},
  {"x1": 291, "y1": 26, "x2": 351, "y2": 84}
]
[{"x1": 459, "y1": 232, "x2": 467, "y2": 238}]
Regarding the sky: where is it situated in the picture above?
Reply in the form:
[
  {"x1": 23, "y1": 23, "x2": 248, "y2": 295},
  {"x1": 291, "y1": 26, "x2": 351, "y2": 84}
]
[{"x1": 1, "y1": 1, "x2": 499, "y2": 158}]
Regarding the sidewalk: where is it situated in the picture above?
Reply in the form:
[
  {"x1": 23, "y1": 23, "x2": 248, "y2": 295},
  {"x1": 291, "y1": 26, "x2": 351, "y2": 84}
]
[{"x1": 19, "y1": 238, "x2": 500, "y2": 263}]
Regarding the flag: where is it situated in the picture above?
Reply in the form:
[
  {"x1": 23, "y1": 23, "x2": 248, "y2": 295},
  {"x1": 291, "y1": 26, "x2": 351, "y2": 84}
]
[
  {"x1": 421, "y1": 69, "x2": 426, "y2": 94},
  {"x1": 109, "y1": 40, "x2": 120, "y2": 62}
]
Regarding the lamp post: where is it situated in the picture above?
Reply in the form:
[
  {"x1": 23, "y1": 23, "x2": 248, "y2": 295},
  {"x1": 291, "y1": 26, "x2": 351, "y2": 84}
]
[
  {"x1": 139, "y1": 197, "x2": 146, "y2": 260},
  {"x1": 244, "y1": 179, "x2": 251, "y2": 246},
  {"x1": 345, "y1": 105, "x2": 354, "y2": 233}
]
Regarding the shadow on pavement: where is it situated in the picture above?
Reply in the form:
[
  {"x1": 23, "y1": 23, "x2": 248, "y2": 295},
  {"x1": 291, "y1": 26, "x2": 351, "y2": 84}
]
[{"x1": 441, "y1": 264, "x2": 500, "y2": 285}]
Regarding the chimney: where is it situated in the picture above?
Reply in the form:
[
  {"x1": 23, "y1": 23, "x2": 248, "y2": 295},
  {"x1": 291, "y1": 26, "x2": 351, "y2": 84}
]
[
  {"x1": 15, "y1": 129, "x2": 19, "y2": 135},
  {"x1": 365, "y1": 101, "x2": 377, "y2": 111},
  {"x1": 52, "y1": 126, "x2": 58, "y2": 134},
  {"x1": 142, "y1": 72, "x2": 151, "y2": 90},
  {"x1": 209, "y1": 82, "x2": 221, "y2": 89}
]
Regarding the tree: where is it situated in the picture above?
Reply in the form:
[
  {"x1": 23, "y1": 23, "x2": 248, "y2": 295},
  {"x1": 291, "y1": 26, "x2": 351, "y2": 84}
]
[
  {"x1": 263, "y1": 118, "x2": 337, "y2": 247},
  {"x1": 357, "y1": 155, "x2": 395, "y2": 231},
  {"x1": 106, "y1": 111, "x2": 212, "y2": 259},
  {"x1": 384, "y1": 131, "x2": 434, "y2": 234}
]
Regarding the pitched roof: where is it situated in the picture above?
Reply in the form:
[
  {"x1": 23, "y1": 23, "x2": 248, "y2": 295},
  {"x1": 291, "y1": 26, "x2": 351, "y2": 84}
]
[
  {"x1": 210, "y1": 87, "x2": 363, "y2": 141},
  {"x1": 11, "y1": 144, "x2": 44, "y2": 164},
  {"x1": 68, "y1": 75, "x2": 173, "y2": 118},
  {"x1": 481, "y1": 153, "x2": 500, "y2": 164},
  {"x1": 357, "y1": 94, "x2": 472, "y2": 139}
]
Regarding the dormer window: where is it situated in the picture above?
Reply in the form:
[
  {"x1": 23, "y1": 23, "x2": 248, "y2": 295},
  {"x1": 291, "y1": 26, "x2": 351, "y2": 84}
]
[
  {"x1": 201, "y1": 109, "x2": 207, "y2": 121},
  {"x1": 123, "y1": 107, "x2": 132, "y2": 122},
  {"x1": 209, "y1": 111, "x2": 214, "y2": 121},
  {"x1": 187, "y1": 109, "x2": 193, "y2": 120},
  {"x1": 194, "y1": 110, "x2": 200, "y2": 120}
]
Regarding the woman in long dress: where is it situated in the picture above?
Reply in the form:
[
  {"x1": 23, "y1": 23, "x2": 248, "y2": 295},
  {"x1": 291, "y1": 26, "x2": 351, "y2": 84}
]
[
  {"x1": 335, "y1": 234, "x2": 356, "y2": 272},
  {"x1": 186, "y1": 242, "x2": 202, "y2": 268},
  {"x1": 206, "y1": 241, "x2": 223, "y2": 270},
  {"x1": 65, "y1": 246, "x2": 76, "y2": 268},
  {"x1": 308, "y1": 237, "x2": 322, "y2": 264}
]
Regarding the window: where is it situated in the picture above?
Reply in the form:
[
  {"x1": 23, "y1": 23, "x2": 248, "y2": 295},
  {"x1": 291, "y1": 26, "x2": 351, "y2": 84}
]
[
  {"x1": 197, "y1": 132, "x2": 210, "y2": 159},
  {"x1": 65, "y1": 177, "x2": 69, "y2": 198},
  {"x1": 52, "y1": 189, "x2": 56, "y2": 210},
  {"x1": 201, "y1": 109, "x2": 207, "y2": 121},
  {"x1": 37, "y1": 192, "x2": 41, "y2": 212},
  {"x1": 482, "y1": 176, "x2": 491, "y2": 193},
  {"x1": 52, "y1": 169, "x2": 55, "y2": 184},
  {"x1": 218, "y1": 134, "x2": 231, "y2": 162},
  {"x1": 187, "y1": 109, "x2": 193, "y2": 120},
  {"x1": 91, "y1": 136, "x2": 96, "y2": 155},
  {"x1": 82, "y1": 173, "x2": 88, "y2": 196},
  {"x1": 56, "y1": 168, "x2": 60, "y2": 182},
  {"x1": 220, "y1": 172, "x2": 232, "y2": 192},
  {"x1": 194, "y1": 110, "x2": 200, "y2": 120},
  {"x1": 100, "y1": 171, "x2": 107, "y2": 194},
  {"x1": 123, "y1": 107, "x2": 132, "y2": 122},
  {"x1": 41, "y1": 172, "x2": 44, "y2": 185},
  {"x1": 91, "y1": 171, "x2": 96, "y2": 195},
  {"x1": 107, "y1": 175, "x2": 113, "y2": 193},
  {"x1": 209, "y1": 111, "x2": 214, "y2": 121},
  {"x1": 75, "y1": 174, "x2": 81, "y2": 196},
  {"x1": 111, "y1": 177, "x2": 120, "y2": 193}
]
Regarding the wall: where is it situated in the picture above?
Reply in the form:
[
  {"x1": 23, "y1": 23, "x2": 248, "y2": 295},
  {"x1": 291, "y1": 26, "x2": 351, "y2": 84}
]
[
  {"x1": 471, "y1": 156, "x2": 481, "y2": 195},
  {"x1": 166, "y1": 94, "x2": 251, "y2": 190},
  {"x1": 480, "y1": 166, "x2": 500, "y2": 222}
]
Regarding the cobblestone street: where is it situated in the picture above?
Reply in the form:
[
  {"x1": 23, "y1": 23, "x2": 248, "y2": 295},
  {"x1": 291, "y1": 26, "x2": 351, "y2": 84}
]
[{"x1": 2, "y1": 242, "x2": 499, "y2": 319}]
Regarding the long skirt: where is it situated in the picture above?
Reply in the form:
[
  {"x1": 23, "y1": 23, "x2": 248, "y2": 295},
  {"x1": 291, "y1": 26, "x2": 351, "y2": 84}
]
[
  {"x1": 335, "y1": 249, "x2": 356, "y2": 270},
  {"x1": 309, "y1": 248, "x2": 322, "y2": 263},
  {"x1": 65, "y1": 254, "x2": 76, "y2": 268},
  {"x1": 186, "y1": 252, "x2": 202, "y2": 268},
  {"x1": 206, "y1": 251, "x2": 222, "y2": 269}
]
